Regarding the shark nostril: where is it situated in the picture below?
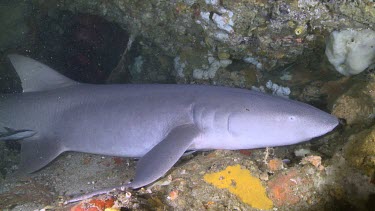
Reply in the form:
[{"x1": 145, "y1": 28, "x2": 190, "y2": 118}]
[{"x1": 338, "y1": 118, "x2": 346, "y2": 126}]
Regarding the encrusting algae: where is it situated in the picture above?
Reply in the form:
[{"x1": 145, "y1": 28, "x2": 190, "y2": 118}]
[{"x1": 203, "y1": 165, "x2": 273, "y2": 210}]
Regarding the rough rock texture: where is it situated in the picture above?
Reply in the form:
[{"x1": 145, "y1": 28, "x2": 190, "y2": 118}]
[
  {"x1": 0, "y1": 0, "x2": 30, "y2": 51},
  {"x1": 30, "y1": 0, "x2": 375, "y2": 82},
  {"x1": 332, "y1": 75, "x2": 375, "y2": 125},
  {"x1": 1, "y1": 0, "x2": 375, "y2": 210},
  {"x1": 331, "y1": 74, "x2": 375, "y2": 181},
  {"x1": 344, "y1": 124, "x2": 375, "y2": 176}
]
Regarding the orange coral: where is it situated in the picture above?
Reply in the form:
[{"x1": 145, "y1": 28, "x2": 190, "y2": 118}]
[
  {"x1": 70, "y1": 198, "x2": 115, "y2": 211},
  {"x1": 268, "y1": 158, "x2": 284, "y2": 172},
  {"x1": 268, "y1": 169, "x2": 300, "y2": 206},
  {"x1": 168, "y1": 190, "x2": 179, "y2": 200},
  {"x1": 301, "y1": 155, "x2": 324, "y2": 170},
  {"x1": 112, "y1": 157, "x2": 125, "y2": 165},
  {"x1": 238, "y1": 149, "x2": 252, "y2": 156}
]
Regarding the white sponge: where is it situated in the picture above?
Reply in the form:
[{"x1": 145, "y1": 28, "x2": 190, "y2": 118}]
[{"x1": 325, "y1": 29, "x2": 375, "y2": 76}]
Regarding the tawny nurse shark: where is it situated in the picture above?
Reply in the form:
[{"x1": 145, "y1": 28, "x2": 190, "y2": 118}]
[{"x1": 0, "y1": 55, "x2": 338, "y2": 199}]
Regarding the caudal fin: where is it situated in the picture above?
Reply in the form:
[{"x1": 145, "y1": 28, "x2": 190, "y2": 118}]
[{"x1": 17, "y1": 137, "x2": 65, "y2": 174}]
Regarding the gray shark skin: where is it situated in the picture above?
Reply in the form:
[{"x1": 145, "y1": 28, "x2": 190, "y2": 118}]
[{"x1": 0, "y1": 54, "x2": 338, "y2": 192}]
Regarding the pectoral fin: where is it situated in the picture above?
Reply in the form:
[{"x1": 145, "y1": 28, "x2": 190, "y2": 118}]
[
  {"x1": 129, "y1": 124, "x2": 200, "y2": 188},
  {"x1": 65, "y1": 124, "x2": 201, "y2": 204},
  {"x1": 17, "y1": 137, "x2": 65, "y2": 174}
]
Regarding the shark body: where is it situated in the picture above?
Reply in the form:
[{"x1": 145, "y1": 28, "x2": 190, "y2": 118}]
[{"x1": 0, "y1": 54, "x2": 338, "y2": 191}]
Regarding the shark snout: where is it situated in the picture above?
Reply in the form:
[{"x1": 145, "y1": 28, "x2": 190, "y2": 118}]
[
  {"x1": 319, "y1": 113, "x2": 339, "y2": 134},
  {"x1": 299, "y1": 110, "x2": 339, "y2": 140},
  {"x1": 328, "y1": 114, "x2": 339, "y2": 128}
]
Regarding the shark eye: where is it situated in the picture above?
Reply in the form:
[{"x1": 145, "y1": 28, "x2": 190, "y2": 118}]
[{"x1": 289, "y1": 116, "x2": 296, "y2": 121}]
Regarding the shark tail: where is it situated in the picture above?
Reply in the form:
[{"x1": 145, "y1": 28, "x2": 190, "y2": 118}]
[{"x1": 17, "y1": 137, "x2": 65, "y2": 174}]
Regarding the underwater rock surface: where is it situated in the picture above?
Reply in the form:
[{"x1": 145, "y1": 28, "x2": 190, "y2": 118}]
[
  {"x1": 0, "y1": 0, "x2": 374, "y2": 210},
  {"x1": 51, "y1": 0, "x2": 375, "y2": 78},
  {"x1": 332, "y1": 75, "x2": 375, "y2": 125},
  {"x1": 344, "y1": 124, "x2": 375, "y2": 176}
]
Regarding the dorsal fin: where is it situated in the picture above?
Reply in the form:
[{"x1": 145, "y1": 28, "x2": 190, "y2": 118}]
[{"x1": 7, "y1": 54, "x2": 79, "y2": 92}]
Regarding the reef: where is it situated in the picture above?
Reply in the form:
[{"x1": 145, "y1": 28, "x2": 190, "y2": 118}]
[{"x1": 0, "y1": 0, "x2": 374, "y2": 210}]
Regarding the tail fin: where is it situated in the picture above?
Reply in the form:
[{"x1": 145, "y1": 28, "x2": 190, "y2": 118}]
[{"x1": 17, "y1": 137, "x2": 65, "y2": 174}]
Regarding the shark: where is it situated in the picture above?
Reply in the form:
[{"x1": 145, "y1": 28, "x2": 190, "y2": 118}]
[{"x1": 0, "y1": 54, "x2": 338, "y2": 202}]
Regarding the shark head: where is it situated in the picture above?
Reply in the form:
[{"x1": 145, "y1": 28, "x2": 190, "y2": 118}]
[{"x1": 226, "y1": 93, "x2": 339, "y2": 148}]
